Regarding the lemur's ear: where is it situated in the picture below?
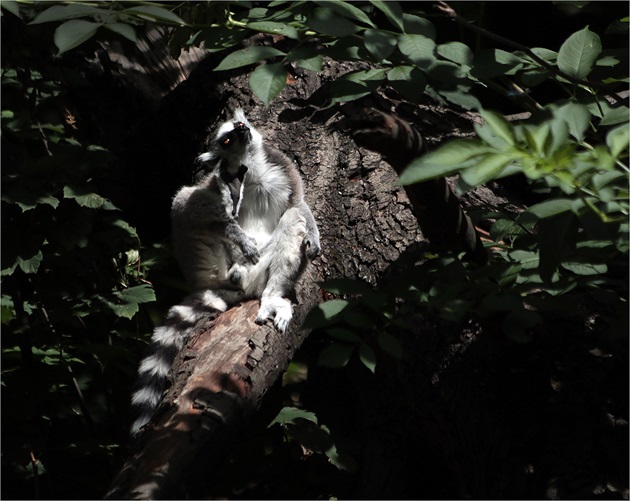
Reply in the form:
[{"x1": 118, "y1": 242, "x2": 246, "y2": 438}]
[{"x1": 197, "y1": 151, "x2": 215, "y2": 164}]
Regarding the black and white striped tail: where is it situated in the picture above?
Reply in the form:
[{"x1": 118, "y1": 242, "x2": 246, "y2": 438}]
[{"x1": 129, "y1": 291, "x2": 228, "y2": 436}]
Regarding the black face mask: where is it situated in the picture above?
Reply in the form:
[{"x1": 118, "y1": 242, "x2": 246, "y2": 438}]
[{"x1": 218, "y1": 122, "x2": 251, "y2": 153}]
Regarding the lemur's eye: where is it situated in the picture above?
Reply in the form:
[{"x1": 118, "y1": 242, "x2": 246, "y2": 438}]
[
  {"x1": 223, "y1": 138, "x2": 230, "y2": 145},
  {"x1": 235, "y1": 122, "x2": 245, "y2": 128}
]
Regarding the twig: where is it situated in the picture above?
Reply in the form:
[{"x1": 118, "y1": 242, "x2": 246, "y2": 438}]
[
  {"x1": 30, "y1": 451, "x2": 40, "y2": 499},
  {"x1": 37, "y1": 122, "x2": 53, "y2": 156}
]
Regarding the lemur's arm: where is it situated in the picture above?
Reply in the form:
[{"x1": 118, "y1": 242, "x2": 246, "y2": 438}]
[
  {"x1": 224, "y1": 220, "x2": 259, "y2": 263},
  {"x1": 172, "y1": 177, "x2": 259, "y2": 264}
]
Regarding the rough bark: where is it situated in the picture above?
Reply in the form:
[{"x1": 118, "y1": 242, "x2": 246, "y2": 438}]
[{"x1": 341, "y1": 106, "x2": 488, "y2": 264}]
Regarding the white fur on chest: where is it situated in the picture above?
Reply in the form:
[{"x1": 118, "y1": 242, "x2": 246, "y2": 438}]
[{"x1": 239, "y1": 151, "x2": 290, "y2": 247}]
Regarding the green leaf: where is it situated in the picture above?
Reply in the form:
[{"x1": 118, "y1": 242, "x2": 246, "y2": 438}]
[
  {"x1": 307, "y1": 7, "x2": 358, "y2": 37},
  {"x1": 326, "y1": 327, "x2": 362, "y2": 344},
  {"x1": 509, "y1": 250, "x2": 539, "y2": 269},
  {"x1": 329, "y1": 68, "x2": 386, "y2": 105},
  {"x1": 606, "y1": 123, "x2": 629, "y2": 157},
  {"x1": 118, "y1": 284, "x2": 156, "y2": 305},
  {"x1": 29, "y1": 4, "x2": 105, "y2": 24},
  {"x1": 548, "y1": 116, "x2": 570, "y2": 155},
  {"x1": 386, "y1": 65, "x2": 426, "y2": 101},
  {"x1": 398, "y1": 34, "x2": 436, "y2": 67},
  {"x1": 214, "y1": 46, "x2": 286, "y2": 71},
  {"x1": 528, "y1": 198, "x2": 575, "y2": 218},
  {"x1": 201, "y1": 27, "x2": 249, "y2": 52},
  {"x1": 437, "y1": 41, "x2": 473, "y2": 65},
  {"x1": 358, "y1": 343, "x2": 376, "y2": 373},
  {"x1": 324, "y1": 441, "x2": 359, "y2": 472},
  {"x1": 339, "y1": 68, "x2": 386, "y2": 84},
  {"x1": 370, "y1": 0, "x2": 404, "y2": 31},
  {"x1": 402, "y1": 13, "x2": 435, "y2": 39},
  {"x1": 316, "y1": 299, "x2": 348, "y2": 319},
  {"x1": 599, "y1": 105, "x2": 629, "y2": 126},
  {"x1": 521, "y1": 69, "x2": 551, "y2": 87},
  {"x1": 296, "y1": 55, "x2": 323, "y2": 72},
  {"x1": 561, "y1": 262, "x2": 608, "y2": 275},
  {"x1": 269, "y1": 406, "x2": 318, "y2": 427},
  {"x1": 376, "y1": 332, "x2": 402, "y2": 359},
  {"x1": 324, "y1": 37, "x2": 365, "y2": 61},
  {"x1": 557, "y1": 26, "x2": 602, "y2": 79},
  {"x1": 303, "y1": 300, "x2": 349, "y2": 329},
  {"x1": 17, "y1": 251, "x2": 43, "y2": 275},
  {"x1": 399, "y1": 139, "x2": 491, "y2": 185},
  {"x1": 314, "y1": 1, "x2": 375, "y2": 28},
  {"x1": 103, "y1": 23, "x2": 137, "y2": 43},
  {"x1": 250, "y1": 62, "x2": 287, "y2": 108},
  {"x1": 318, "y1": 343, "x2": 354, "y2": 368},
  {"x1": 437, "y1": 85, "x2": 482, "y2": 111},
  {"x1": 472, "y1": 49, "x2": 523, "y2": 78},
  {"x1": 5, "y1": 190, "x2": 60, "y2": 211},
  {"x1": 1, "y1": 1, "x2": 21, "y2": 18},
  {"x1": 106, "y1": 284, "x2": 156, "y2": 319},
  {"x1": 364, "y1": 29, "x2": 397, "y2": 61},
  {"x1": 54, "y1": 20, "x2": 100, "y2": 54},
  {"x1": 530, "y1": 47, "x2": 558, "y2": 63},
  {"x1": 552, "y1": 102, "x2": 591, "y2": 142},
  {"x1": 63, "y1": 186, "x2": 107, "y2": 209},
  {"x1": 474, "y1": 121, "x2": 510, "y2": 149},
  {"x1": 592, "y1": 171, "x2": 625, "y2": 191},
  {"x1": 387, "y1": 65, "x2": 415, "y2": 81},
  {"x1": 522, "y1": 123, "x2": 550, "y2": 155},
  {"x1": 246, "y1": 21, "x2": 299, "y2": 40},
  {"x1": 429, "y1": 60, "x2": 467, "y2": 82},
  {"x1": 460, "y1": 153, "x2": 513, "y2": 187},
  {"x1": 479, "y1": 109, "x2": 515, "y2": 145},
  {"x1": 122, "y1": 5, "x2": 185, "y2": 25},
  {"x1": 287, "y1": 46, "x2": 324, "y2": 72},
  {"x1": 1, "y1": 295, "x2": 16, "y2": 325}
]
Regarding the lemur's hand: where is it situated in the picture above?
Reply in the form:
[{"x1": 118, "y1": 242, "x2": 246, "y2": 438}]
[{"x1": 241, "y1": 234, "x2": 260, "y2": 264}]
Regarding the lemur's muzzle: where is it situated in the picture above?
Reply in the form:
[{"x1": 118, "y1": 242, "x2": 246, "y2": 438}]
[
  {"x1": 219, "y1": 122, "x2": 251, "y2": 150},
  {"x1": 233, "y1": 122, "x2": 250, "y2": 137}
]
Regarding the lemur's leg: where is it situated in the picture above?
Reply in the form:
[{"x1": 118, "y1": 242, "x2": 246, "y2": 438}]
[{"x1": 242, "y1": 208, "x2": 307, "y2": 332}]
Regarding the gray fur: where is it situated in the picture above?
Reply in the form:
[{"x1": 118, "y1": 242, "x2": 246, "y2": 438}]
[{"x1": 129, "y1": 109, "x2": 320, "y2": 436}]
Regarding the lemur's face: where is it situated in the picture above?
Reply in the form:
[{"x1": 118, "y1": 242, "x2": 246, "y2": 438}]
[{"x1": 217, "y1": 121, "x2": 251, "y2": 154}]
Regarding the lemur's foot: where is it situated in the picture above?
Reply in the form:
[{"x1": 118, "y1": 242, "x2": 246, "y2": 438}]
[
  {"x1": 304, "y1": 232, "x2": 321, "y2": 259},
  {"x1": 227, "y1": 263, "x2": 248, "y2": 288},
  {"x1": 255, "y1": 297, "x2": 292, "y2": 333}
]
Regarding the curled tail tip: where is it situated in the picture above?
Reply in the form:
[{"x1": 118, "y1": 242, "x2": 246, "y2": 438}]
[{"x1": 130, "y1": 414, "x2": 152, "y2": 437}]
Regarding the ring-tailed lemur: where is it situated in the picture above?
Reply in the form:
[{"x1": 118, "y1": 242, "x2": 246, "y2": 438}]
[{"x1": 129, "y1": 109, "x2": 320, "y2": 436}]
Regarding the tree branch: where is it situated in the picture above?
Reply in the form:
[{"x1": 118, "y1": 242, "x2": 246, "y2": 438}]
[
  {"x1": 341, "y1": 106, "x2": 488, "y2": 265},
  {"x1": 105, "y1": 285, "x2": 318, "y2": 499}
]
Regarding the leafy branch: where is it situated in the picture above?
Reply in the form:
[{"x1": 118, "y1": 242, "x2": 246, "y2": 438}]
[{"x1": 434, "y1": 0, "x2": 613, "y2": 90}]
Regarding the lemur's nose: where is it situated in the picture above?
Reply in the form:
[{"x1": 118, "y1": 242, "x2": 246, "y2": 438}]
[{"x1": 234, "y1": 122, "x2": 248, "y2": 133}]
